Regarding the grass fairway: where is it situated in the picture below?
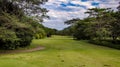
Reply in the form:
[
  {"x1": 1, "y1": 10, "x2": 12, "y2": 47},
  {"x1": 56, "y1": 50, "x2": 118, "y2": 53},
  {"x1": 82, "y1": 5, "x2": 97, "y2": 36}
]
[{"x1": 0, "y1": 35, "x2": 120, "y2": 67}]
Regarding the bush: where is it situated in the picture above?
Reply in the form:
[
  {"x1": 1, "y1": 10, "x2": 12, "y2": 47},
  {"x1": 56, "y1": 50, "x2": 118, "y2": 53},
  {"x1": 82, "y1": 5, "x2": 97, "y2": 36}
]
[
  {"x1": 34, "y1": 28, "x2": 46, "y2": 39},
  {"x1": 89, "y1": 40, "x2": 120, "y2": 50},
  {"x1": 0, "y1": 27, "x2": 19, "y2": 50},
  {"x1": 15, "y1": 27, "x2": 33, "y2": 47},
  {"x1": 0, "y1": 13, "x2": 34, "y2": 50}
]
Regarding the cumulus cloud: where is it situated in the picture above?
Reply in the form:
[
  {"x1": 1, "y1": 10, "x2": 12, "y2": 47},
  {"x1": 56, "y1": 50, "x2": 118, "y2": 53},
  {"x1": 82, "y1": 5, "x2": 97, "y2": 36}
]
[{"x1": 42, "y1": 0, "x2": 119, "y2": 30}]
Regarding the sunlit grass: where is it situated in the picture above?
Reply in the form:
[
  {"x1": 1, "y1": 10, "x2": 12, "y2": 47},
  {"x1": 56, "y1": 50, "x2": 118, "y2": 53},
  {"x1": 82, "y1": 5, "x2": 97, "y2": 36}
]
[{"x1": 0, "y1": 35, "x2": 120, "y2": 67}]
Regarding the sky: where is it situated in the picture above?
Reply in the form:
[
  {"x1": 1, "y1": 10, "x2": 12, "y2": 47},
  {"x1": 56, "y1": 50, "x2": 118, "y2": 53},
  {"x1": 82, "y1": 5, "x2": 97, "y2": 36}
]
[{"x1": 42, "y1": 0, "x2": 119, "y2": 30}]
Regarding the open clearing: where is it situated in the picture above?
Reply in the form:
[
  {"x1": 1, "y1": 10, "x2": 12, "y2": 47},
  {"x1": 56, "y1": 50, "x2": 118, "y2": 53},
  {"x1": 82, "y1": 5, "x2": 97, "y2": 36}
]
[{"x1": 0, "y1": 36, "x2": 120, "y2": 67}]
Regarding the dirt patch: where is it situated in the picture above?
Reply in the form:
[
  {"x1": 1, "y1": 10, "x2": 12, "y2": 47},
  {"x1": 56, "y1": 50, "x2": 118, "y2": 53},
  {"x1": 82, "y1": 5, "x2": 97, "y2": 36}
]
[{"x1": 0, "y1": 46, "x2": 45, "y2": 55}]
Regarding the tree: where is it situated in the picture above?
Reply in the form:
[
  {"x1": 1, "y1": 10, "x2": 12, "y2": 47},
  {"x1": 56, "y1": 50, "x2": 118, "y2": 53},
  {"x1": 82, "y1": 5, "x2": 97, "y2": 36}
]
[
  {"x1": 0, "y1": 0, "x2": 49, "y2": 50},
  {"x1": 0, "y1": 0, "x2": 24, "y2": 18},
  {"x1": 64, "y1": 18, "x2": 80, "y2": 25},
  {"x1": 85, "y1": 8, "x2": 112, "y2": 40},
  {"x1": 73, "y1": 20, "x2": 90, "y2": 40},
  {"x1": 0, "y1": 0, "x2": 48, "y2": 22},
  {"x1": 109, "y1": 3, "x2": 120, "y2": 41},
  {"x1": 14, "y1": 0, "x2": 49, "y2": 22}
]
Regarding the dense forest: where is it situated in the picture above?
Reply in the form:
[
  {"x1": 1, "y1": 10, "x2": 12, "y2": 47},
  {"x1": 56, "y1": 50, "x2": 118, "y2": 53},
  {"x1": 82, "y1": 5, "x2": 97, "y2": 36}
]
[
  {"x1": 0, "y1": 0, "x2": 56, "y2": 50},
  {"x1": 58, "y1": 2, "x2": 120, "y2": 49}
]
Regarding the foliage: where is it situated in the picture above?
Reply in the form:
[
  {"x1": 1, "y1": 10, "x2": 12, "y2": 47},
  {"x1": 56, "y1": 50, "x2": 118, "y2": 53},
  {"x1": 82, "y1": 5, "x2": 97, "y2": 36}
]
[
  {"x1": 0, "y1": 27, "x2": 19, "y2": 50},
  {"x1": 64, "y1": 18, "x2": 80, "y2": 25},
  {"x1": 57, "y1": 26, "x2": 74, "y2": 36},
  {"x1": 0, "y1": 0, "x2": 48, "y2": 21},
  {"x1": 34, "y1": 28, "x2": 46, "y2": 39},
  {"x1": 72, "y1": 20, "x2": 91, "y2": 40},
  {"x1": 44, "y1": 27, "x2": 57, "y2": 37},
  {"x1": 89, "y1": 40, "x2": 120, "y2": 49},
  {"x1": 0, "y1": 0, "x2": 24, "y2": 18},
  {"x1": 0, "y1": 0, "x2": 50, "y2": 50},
  {"x1": 0, "y1": 13, "x2": 34, "y2": 49},
  {"x1": 61, "y1": 2, "x2": 120, "y2": 49},
  {"x1": 109, "y1": 7, "x2": 120, "y2": 41}
]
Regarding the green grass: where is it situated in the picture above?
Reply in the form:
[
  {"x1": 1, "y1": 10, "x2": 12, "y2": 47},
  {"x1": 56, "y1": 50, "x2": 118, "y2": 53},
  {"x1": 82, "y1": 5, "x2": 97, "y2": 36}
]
[{"x1": 0, "y1": 35, "x2": 120, "y2": 67}]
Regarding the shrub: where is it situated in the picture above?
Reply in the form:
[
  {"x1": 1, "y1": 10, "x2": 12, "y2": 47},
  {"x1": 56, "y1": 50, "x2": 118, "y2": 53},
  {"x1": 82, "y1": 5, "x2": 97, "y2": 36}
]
[
  {"x1": 89, "y1": 40, "x2": 120, "y2": 49},
  {"x1": 0, "y1": 27, "x2": 19, "y2": 50},
  {"x1": 0, "y1": 13, "x2": 34, "y2": 49},
  {"x1": 15, "y1": 26, "x2": 33, "y2": 47},
  {"x1": 34, "y1": 28, "x2": 46, "y2": 39}
]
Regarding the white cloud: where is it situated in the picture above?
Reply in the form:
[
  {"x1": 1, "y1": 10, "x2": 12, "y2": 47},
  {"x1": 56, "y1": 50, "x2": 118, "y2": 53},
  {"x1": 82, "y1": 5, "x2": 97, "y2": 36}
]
[
  {"x1": 70, "y1": 0, "x2": 95, "y2": 8},
  {"x1": 42, "y1": 0, "x2": 119, "y2": 30}
]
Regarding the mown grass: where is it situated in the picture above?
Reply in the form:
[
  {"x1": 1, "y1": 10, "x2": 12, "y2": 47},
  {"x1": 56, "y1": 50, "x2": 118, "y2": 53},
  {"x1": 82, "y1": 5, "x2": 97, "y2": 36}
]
[{"x1": 0, "y1": 35, "x2": 120, "y2": 67}]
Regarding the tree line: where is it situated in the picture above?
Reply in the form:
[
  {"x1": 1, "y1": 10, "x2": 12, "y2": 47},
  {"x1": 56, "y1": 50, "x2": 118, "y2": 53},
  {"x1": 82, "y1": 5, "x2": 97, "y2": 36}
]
[
  {"x1": 0, "y1": 0, "x2": 56, "y2": 50},
  {"x1": 58, "y1": 2, "x2": 120, "y2": 49}
]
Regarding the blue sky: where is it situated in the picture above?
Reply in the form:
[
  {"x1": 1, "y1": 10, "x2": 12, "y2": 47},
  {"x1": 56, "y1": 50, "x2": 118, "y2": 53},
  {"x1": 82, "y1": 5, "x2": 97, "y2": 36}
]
[{"x1": 42, "y1": 0, "x2": 119, "y2": 30}]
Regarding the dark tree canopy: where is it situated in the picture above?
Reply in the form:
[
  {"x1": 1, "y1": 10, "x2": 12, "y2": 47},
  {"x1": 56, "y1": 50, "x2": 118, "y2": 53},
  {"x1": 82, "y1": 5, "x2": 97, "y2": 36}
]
[
  {"x1": 0, "y1": 0, "x2": 48, "y2": 22},
  {"x1": 0, "y1": 0, "x2": 53, "y2": 50}
]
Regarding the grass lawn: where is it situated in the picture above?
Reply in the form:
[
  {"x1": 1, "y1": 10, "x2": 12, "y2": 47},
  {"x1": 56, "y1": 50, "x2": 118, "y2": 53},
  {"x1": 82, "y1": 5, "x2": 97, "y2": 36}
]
[{"x1": 0, "y1": 35, "x2": 120, "y2": 67}]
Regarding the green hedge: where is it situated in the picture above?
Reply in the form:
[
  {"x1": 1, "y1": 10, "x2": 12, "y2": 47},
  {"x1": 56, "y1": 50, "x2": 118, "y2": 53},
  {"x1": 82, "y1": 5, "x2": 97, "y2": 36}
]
[{"x1": 89, "y1": 40, "x2": 120, "y2": 50}]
